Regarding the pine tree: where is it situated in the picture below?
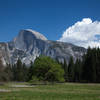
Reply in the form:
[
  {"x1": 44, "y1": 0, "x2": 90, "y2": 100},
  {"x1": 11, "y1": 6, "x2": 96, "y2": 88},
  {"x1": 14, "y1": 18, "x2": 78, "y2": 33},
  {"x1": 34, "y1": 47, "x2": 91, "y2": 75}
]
[
  {"x1": 63, "y1": 59, "x2": 68, "y2": 81},
  {"x1": 74, "y1": 59, "x2": 82, "y2": 82},
  {"x1": 4, "y1": 63, "x2": 13, "y2": 81},
  {"x1": 0, "y1": 58, "x2": 5, "y2": 81},
  {"x1": 68, "y1": 56, "x2": 74, "y2": 82},
  {"x1": 27, "y1": 61, "x2": 34, "y2": 81},
  {"x1": 96, "y1": 48, "x2": 100, "y2": 82},
  {"x1": 21, "y1": 63, "x2": 28, "y2": 81},
  {"x1": 81, "y1": 47, "x2": 96, "y2": 82}
]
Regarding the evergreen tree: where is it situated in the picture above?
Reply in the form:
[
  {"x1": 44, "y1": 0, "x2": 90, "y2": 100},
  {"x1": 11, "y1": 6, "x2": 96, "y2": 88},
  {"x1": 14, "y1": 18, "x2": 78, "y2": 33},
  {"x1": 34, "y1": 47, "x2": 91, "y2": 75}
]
[
  {"x1": 16, "y1": 59, "x2": 23, "y2": 81},
  {"x1": 95, "y1": 47, "x2": 100, "y2": 82},
  {"x1": 63, "y1": 59, "x2": 68, "y2": 81},
  {"x1": 12, "y1": 64, "x2": 17, "y2": 81},
  {"x1": 12, "y1": 59, "x2": 29, "y2": 82},
  {"x1": 74, "y1": 59, "x2": 82, "y2": 82},
  {"x1": 68, "y1": 56, "x2": 74, "y2": 82},
  {"x1": 81, "y1": 47, "x2": 96, "y2": 82},
  {"x1": 27, "y1": 61, "x2": 34, "y2": 81},
  {"x1": 22, "y1": 63, "x2": 29, "y2": 81},
  {"x1": 0, "y1": 58, "x2": 6, "y2": 81},
  {"x1": 4, "y1": 64, "x2": 13, "y2": 81}
]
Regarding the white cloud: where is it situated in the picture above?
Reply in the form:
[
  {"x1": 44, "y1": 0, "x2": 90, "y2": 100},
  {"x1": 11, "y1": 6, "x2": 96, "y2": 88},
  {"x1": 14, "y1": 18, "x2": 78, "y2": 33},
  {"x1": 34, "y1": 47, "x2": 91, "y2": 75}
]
[{"x1": 59, "y1": 18, "x2": 100, "y2": 48}]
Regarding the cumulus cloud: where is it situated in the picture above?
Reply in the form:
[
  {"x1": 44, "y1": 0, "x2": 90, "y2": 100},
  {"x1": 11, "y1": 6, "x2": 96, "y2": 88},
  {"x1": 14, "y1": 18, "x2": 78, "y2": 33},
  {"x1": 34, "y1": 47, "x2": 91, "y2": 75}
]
[{"x1": 59, "y1": 18, "x2": 100, "y2": 48}]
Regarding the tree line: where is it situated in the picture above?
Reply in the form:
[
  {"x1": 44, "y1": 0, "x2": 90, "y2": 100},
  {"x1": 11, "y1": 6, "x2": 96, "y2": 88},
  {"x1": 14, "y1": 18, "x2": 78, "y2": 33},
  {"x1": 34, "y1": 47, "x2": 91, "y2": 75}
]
[
  {"x1": 0, "y1": 56, "x2": 64, "y2": 83},
  {"x1": 62, "y1": 47, "x2": 100, "y2": 83},
  {"x1": 0, "y1": 47, "x2": 100, "y2": 83}
]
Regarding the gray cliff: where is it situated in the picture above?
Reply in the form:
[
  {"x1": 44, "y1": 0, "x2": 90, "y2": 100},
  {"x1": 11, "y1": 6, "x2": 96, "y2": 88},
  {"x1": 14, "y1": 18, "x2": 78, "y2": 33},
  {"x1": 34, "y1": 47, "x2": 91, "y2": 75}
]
[{"x1": 0, "y1": 29, "x2": 86, "y2": 65}]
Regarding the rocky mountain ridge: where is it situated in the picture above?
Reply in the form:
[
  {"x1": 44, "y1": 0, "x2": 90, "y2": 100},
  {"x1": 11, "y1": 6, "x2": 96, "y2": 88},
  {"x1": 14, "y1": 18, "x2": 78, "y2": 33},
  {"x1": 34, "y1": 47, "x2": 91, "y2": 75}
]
[{"x1": 0, "y1": 29, "x2": 86, "y2": 65}]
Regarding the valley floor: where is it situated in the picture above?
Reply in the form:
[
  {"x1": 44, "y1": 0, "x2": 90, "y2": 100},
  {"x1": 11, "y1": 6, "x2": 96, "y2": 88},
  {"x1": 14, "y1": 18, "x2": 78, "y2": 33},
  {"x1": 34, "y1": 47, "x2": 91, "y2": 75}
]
[{"x1": 0, "y1": 82, "x2": 100, "y2": 100}]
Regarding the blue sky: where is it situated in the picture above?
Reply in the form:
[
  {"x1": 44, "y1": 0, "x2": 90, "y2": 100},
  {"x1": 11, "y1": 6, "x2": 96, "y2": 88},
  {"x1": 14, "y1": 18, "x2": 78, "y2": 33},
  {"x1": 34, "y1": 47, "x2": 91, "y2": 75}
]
[{"x1": 0, "y1": 0, "x2": 100, "y2": 46}]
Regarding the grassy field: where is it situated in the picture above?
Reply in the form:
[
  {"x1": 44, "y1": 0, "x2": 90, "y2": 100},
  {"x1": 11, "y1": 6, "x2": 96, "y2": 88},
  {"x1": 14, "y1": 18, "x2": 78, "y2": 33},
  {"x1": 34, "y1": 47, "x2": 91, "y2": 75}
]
[{"x1": 0, "y1": 82, "x2": 100, "y2": 100}]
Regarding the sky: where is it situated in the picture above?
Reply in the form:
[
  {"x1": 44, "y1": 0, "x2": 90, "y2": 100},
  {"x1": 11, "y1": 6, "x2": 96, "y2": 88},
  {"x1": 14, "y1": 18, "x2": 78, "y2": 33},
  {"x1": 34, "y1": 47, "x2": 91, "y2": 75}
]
[{"x1": 0, "y1": 0, "x2": 100, "y2": 48}]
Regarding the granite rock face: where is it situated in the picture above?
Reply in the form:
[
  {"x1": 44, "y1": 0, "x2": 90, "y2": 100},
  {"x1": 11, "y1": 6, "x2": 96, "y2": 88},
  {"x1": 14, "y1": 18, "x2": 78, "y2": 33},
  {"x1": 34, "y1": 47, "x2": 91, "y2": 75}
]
[{"x1": 0, "y1": 29, "x2": 86, "y2": 65}]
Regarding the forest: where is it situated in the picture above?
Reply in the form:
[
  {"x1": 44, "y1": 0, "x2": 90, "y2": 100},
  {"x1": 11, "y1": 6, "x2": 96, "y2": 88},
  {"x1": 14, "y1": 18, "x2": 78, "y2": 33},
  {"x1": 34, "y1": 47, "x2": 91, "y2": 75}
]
[{"x1": 0, "y1": 47, "x2": 100, "y2": 83}]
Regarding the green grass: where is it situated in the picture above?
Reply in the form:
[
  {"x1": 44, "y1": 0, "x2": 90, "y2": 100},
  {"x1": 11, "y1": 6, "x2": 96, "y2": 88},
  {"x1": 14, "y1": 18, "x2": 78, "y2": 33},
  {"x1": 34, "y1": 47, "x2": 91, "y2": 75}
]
[{"x1": 0, "y1": 82, "x2": 100, "y2": 100}]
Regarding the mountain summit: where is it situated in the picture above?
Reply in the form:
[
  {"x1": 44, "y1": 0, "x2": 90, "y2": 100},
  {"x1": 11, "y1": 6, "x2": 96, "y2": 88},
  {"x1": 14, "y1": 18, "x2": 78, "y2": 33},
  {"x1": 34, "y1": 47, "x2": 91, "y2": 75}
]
[
  {"x1": 0, "y1": 29, "x2": 86, "y2": 65},
  {"x1": 15, "y1": 29, "x2": 47, "y2": 41},
  {"x1": 13, "y1": 29, "x2": 47, "y2": 51},
  {"x1": 25, "y1": 29, "x2": 47, "y2": 40}
]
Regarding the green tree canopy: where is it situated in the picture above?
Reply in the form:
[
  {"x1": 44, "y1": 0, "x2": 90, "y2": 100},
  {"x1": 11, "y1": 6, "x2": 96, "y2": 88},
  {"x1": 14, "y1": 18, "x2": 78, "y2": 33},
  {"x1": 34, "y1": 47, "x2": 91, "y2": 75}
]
[{"x1": 32, "y1": 56, "x2": 65, "y2": 82}]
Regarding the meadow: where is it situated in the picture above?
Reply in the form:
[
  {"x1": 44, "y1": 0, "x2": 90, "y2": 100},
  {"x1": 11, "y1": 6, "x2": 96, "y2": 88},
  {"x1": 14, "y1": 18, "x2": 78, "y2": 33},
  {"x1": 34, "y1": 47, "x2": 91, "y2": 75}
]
[{"x1": 0, "y1": 82, "x2": 100, "y2": 100}]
